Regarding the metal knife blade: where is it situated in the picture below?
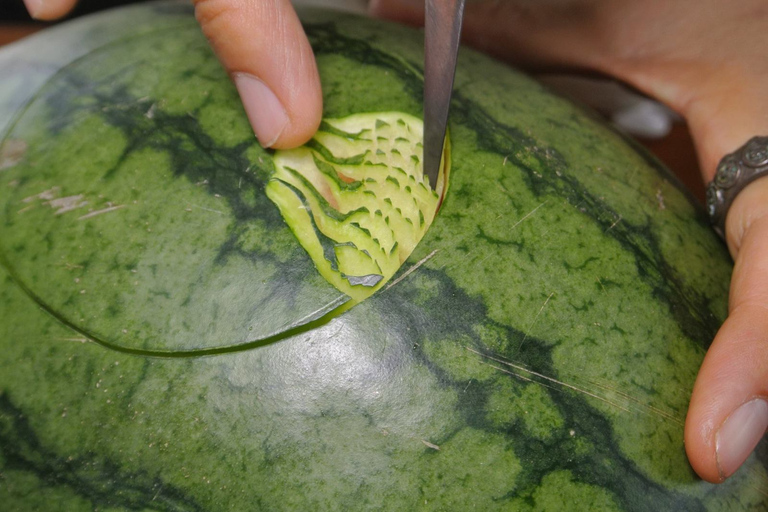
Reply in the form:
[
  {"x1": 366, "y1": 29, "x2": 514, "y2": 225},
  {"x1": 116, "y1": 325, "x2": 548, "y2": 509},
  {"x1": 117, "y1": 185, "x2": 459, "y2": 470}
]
[{"x1": 423, "y1": 0, "x2": 466, "y2": 190}]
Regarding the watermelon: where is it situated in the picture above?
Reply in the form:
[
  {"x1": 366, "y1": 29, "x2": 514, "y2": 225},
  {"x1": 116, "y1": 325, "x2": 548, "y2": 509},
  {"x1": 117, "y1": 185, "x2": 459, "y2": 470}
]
[{"x1": 0, "y1": 1, "x2": 765, "y2": 510}]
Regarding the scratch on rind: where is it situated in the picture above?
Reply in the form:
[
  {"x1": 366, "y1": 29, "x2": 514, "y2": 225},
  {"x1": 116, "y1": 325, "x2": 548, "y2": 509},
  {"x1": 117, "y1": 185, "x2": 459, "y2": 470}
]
[
  {"x1": 581, "y1": 377, "x2": 682, "y2": 425},
  {"x1": 385, "y1": 249, "x2": 438, "y2": 290},
  {"x1": 511, "y1": 200, "x2": 548, "y2": 231},
  {"x1": 145, "y1": 103, "x2": 157, "y2": 119},
  {"x1": 22, "y1": 186, "x2": 60, "y2": 203},
  {"x1": 751, "y1": 484, "x2": 768, "y2": 499},
  {"x1": 466, "y1": 346, "x2": 631, "y2": 414},
  {"x1": 421, "y1": 439, "x2": 440, "y2": 450},
  {"x1": 0, "y1": 139, "x2": 27, "y2": 170},
  {"x1": 597, "y1": 277, "x2": 607, "y2": 293},
  {"x1": 50, "y1": 195, "x2": 88, "y2": 215},
  {"x1": 21, "y1": 187, "x2": 92, "y2": 215},
  {"x1": 78, "y1": 204, "x2": 126, "y2": 220},
  {"x1": 187, "y1": 204, "x2": 224, "y2": 215},
  {"x1": 287, "y1": 294, "x2": 349, "y2": 331},
  {"x1": 517, "y1": 292, "x2": 555, "y2": 352},
  {"x1": 57, "y1": 337, "x2": 90, "y2": 344},
  {"x1": 745, "y1": 467, "x2": 768, "y2": 497},
  {"x1": 151, "y1": 484, "x2": 164, "y2": 502},
  {"x1": 468, "y1": 347, "x2": 695, "y2": 423},
  {"x1": 606, "y1": 214, "x2": 623, "y2": 232}
]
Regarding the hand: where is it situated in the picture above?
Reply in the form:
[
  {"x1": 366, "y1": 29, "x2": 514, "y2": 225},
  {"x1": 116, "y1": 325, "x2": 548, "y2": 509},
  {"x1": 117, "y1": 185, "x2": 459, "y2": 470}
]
[
  {"x1": 693, "y1": 176, "x2": 768, "y2": 482},
  {"x1": 23, "y1": 0, "x2": 323, "y2": 149},
  {"x1": 371, "y1": 0, "x2": 768, "y2": 483}
]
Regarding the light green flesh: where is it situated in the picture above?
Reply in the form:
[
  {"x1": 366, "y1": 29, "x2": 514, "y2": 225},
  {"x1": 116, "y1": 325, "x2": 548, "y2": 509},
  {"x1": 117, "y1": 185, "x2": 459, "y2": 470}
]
[{"x1": 268, "y1": 112, "x2": 443, "y2": 302}]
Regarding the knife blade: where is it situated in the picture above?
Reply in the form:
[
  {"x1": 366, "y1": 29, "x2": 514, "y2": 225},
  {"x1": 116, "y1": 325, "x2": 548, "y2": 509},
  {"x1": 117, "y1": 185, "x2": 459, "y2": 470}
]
[{"x1": 423, "y1": 0, "x2": 466, "y2": 190}]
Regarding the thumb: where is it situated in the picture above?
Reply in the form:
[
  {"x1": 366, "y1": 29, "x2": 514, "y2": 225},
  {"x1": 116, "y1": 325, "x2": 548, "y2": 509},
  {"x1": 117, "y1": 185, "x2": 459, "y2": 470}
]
[
  {"x1": 194, "y1": 0, "x2": 322, "y2": 148},
  {"x1": 685, "y1": 176, "x2": 768, "y2": 482}
]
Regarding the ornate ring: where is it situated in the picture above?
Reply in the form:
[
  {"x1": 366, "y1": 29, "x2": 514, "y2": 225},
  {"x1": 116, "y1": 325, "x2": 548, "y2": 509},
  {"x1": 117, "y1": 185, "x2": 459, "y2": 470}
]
[{"x1": 707, "y1": 136, "x2": 768, "y2": 239}]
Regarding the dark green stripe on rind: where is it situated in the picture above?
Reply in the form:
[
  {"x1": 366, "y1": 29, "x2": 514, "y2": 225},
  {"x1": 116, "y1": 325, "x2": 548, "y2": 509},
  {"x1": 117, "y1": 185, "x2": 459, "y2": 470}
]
[
  {"x1": 383, "y1": 268, "x2": 709, "y2": 511},
  {"x1": 448, "y1": 94, "x2": 725, "y2": 350},
  {"x1": 0, "y1": 23, "x2": 349, "y2": 352},
  {"x1": 0, "y1": 392, "x2": 205, "y2": 512}
]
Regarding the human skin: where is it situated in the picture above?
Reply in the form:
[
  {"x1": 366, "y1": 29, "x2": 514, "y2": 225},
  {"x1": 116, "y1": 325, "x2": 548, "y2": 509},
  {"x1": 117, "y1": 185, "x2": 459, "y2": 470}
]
[{"x1": 23, "y1": 0, "x2": 768, "y2": 483}]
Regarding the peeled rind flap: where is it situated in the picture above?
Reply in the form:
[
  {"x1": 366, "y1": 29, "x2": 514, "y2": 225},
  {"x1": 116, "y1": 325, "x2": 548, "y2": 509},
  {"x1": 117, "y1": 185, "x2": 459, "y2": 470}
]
[
  {"x1": 268, "y1": 113, "x2": 444, "y2": 301},
  {"x1": 0, "y1": 20, "x2": 350, "y2": 354}
]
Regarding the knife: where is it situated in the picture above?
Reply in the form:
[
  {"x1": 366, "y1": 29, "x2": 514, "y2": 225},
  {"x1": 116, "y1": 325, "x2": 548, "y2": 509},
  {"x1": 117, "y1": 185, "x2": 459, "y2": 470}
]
[{"x1": 423, "y1": 0, "x2": 466, "y2": 190}]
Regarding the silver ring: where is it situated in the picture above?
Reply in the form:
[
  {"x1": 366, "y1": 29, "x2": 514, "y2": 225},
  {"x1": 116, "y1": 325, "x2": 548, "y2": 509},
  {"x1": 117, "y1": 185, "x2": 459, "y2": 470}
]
[{"x1": 707, "y1": 136, "x2": 768, "y2": 239}]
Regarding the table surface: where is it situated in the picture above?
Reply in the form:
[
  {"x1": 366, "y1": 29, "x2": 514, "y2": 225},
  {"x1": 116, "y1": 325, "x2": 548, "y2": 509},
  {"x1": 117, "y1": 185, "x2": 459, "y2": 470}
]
[{"x1": 0, "y1": 22, "x2": 705, "y2": 204}]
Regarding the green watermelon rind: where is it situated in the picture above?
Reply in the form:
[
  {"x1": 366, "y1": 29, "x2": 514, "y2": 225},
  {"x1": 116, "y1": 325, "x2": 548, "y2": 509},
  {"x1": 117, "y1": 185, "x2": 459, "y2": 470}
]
[{"x1": 1, "y1": 2, "x2": 764, "y2": 511}]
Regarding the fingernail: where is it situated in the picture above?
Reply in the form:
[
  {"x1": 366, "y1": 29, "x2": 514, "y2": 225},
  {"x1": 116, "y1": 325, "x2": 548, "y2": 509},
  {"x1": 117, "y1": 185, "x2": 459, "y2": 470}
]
[
  {"x1": 716, "y1": 398, "x2": 768, "y2": 479},
  {"x1": 23, "y1": 0, "x2": 45, "y2": 18},
  {"x1": 234, "y1": 73, "x2": 288, "y2": 148}
]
